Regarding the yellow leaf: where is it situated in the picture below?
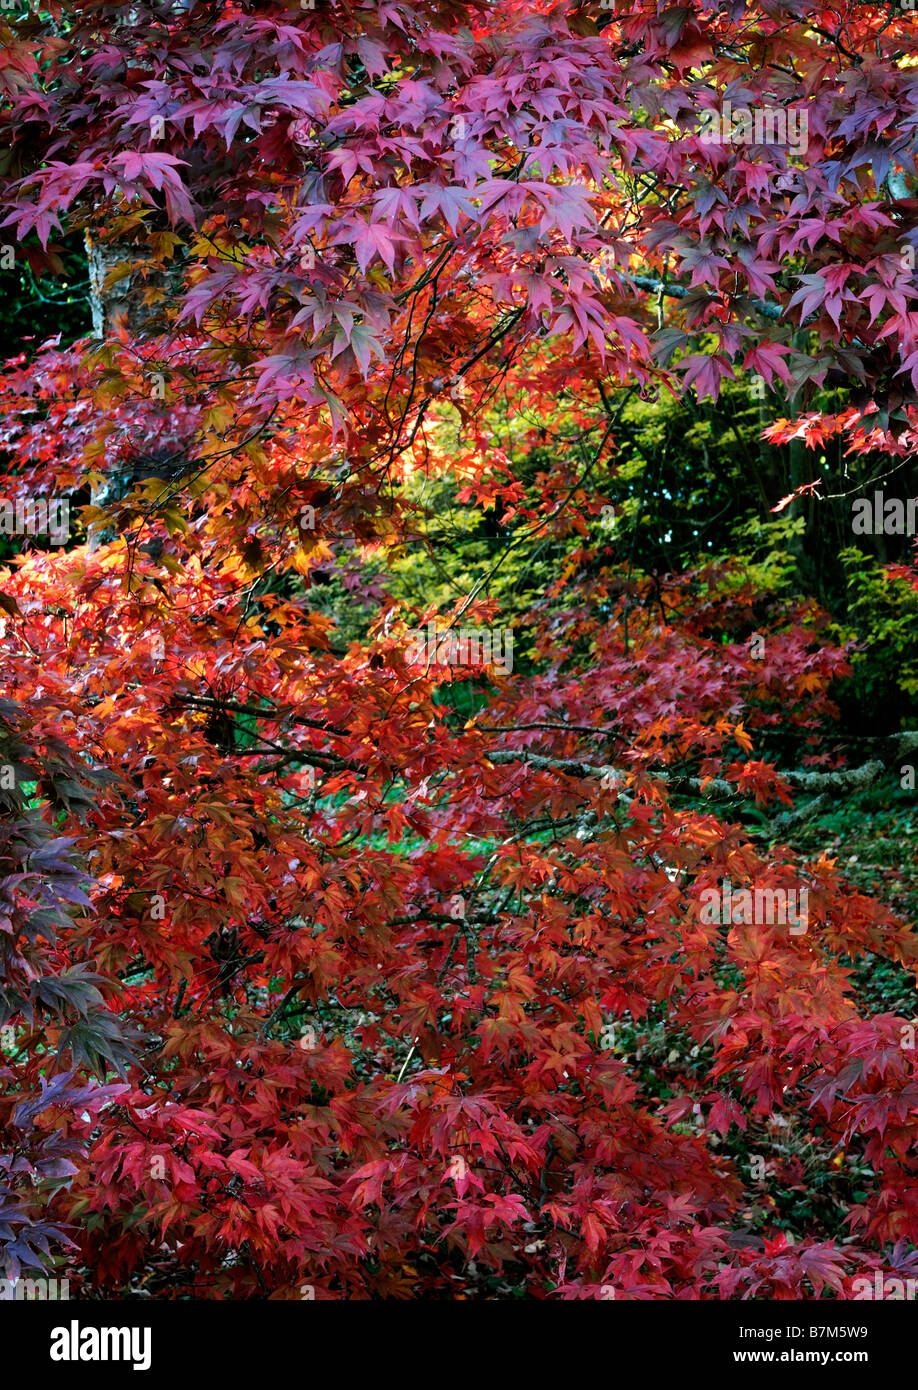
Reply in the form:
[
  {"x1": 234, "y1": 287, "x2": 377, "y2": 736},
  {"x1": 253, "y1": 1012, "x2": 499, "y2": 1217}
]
[{"x1": 101, "y1": 261, "x2": 135, "y2": 291}]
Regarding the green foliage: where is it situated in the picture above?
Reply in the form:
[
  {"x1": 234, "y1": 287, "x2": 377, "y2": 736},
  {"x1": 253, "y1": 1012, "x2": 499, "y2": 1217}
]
[
  {"x1": 0, "y1": 233, "x2": 91, "y2": 361},
  {"x1": 833, "y1": 547, "x2": 918, "y2": 726}
]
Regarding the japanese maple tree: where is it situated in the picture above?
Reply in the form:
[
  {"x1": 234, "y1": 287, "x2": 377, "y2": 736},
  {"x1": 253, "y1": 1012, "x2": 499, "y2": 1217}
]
[{"x1": 0, "y1": 0, "x2": 916, "y2": 1299}]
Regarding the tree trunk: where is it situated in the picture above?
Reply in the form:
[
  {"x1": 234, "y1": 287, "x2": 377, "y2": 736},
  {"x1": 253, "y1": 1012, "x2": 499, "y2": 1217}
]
[{"x1": 85, "y1": 231, "x2": 172, "y2": 339}]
